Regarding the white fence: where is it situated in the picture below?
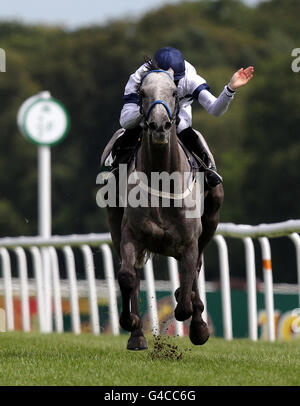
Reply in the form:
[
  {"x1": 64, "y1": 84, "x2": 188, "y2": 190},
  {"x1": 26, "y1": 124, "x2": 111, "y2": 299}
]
[{"x1": 0, "y1": 219, "x2": 300, "y2": 341}]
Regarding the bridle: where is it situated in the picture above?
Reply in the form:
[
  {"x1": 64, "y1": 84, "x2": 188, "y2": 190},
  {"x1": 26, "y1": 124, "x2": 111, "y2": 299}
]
[
  {"x1": 133, "y1": 70, "x2": 198, "y2": 201},
  {"x1": 139, "y1": 69, "x2": 179, "y2": 128}
]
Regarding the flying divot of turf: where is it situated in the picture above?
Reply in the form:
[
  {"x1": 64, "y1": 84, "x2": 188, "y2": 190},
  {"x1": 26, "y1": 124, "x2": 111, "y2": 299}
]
[{"x1": 148, "y1": 335, "x2": 191, "y2": 361}]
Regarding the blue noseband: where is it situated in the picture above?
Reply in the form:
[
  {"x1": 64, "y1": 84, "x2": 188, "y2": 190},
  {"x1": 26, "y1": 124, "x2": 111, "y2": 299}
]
[{"x1": 145, "y1": 100, "x2": 173, "y2": 121}]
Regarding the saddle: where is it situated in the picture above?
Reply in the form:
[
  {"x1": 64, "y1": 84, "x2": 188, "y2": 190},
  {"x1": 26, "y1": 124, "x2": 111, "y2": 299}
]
[
  {"x1": 99, "y1": 128, "x2": 219, "y2": 191},
  {"x1": 100, "y1": 128, "x2": 216, "y2": 173}
]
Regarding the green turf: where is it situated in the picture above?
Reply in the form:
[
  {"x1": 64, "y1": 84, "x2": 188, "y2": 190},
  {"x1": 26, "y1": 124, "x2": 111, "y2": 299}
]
[{"x1": 0, "y1": 332, "x2": 299, "y2": 386}]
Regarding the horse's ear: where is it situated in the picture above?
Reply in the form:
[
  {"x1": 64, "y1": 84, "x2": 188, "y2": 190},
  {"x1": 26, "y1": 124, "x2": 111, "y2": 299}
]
[{"x1": 167, "y1": 68, "x2": 174, "y2": 80}]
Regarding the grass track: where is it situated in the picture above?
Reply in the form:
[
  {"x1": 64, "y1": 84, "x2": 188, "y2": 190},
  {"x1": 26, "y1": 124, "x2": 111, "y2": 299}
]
[{"x1": 0, "y1": 332, "x2": 299, "y2": 386}]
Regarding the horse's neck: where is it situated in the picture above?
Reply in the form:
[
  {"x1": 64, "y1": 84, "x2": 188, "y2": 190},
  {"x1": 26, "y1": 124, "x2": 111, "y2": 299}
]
[{"x1": 139, "y1": 128, "x2": 183, "y2": 175}]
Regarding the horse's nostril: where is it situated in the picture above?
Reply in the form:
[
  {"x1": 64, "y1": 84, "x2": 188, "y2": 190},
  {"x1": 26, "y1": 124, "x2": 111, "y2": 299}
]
[
  {"x1": 164, "y1": 121, "x2": 172, "y2": 130},
  {"x1": 148, "y1": 122, "x2": 157, "y2": 131}
]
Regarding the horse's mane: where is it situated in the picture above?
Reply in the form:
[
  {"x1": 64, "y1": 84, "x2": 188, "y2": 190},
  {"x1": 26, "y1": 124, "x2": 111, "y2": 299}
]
[
  {"x1": 143, "y1": 55, "x2": 178, "y2": 86},
  {"x1": 137, "y1": 56, "x2": 160, "y2": 103},
  {"x1": 143, "y1": 55, "x2": 159, "y2": 72}
]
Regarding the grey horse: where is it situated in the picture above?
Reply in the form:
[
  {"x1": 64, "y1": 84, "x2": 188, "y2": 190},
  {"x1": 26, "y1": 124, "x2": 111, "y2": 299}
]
[{"x1": 100, "y1": 68, "x2": 223, "y2": 350}]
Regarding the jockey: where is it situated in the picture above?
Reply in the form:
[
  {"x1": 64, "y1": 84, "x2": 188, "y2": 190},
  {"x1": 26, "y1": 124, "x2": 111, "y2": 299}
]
[{"x1": 113, "y1": 46, "x2": 254, "y2": 188}]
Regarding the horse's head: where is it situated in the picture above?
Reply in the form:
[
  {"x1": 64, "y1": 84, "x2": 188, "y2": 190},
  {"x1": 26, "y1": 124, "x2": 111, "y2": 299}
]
[{"x1": 139, "y1": 69, "x2": 178, "y2": 145}]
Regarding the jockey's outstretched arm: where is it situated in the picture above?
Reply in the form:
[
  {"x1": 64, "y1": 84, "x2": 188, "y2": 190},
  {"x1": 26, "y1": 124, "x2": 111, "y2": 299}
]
[
  {"x1": 197, "y1": 85, "x2": 236, "y2": 116},
  {"x1": 198, "y1": 66, "x2": 254, "y2": 116}
]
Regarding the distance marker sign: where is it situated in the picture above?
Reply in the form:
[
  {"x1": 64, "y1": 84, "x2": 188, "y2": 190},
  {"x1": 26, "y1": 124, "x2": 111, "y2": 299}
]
[
  {"x1": 16, "y1": 91, "x2": 71, "y2": 333},
  {"x1": 17, "y1": 91, "x2": 70, "y2": 146}
]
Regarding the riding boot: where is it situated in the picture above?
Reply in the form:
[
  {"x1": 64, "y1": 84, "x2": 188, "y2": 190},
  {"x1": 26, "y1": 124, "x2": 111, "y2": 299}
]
[
  {"x1": 111, "y1": 126, "x2": 142, "y2": 168},
  {"x1": 178, "y1": 127, "x2": 223, "y2": 189}
]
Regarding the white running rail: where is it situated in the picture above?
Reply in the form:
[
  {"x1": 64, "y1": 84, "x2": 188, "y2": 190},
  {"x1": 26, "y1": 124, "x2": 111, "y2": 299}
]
[{"x1": 0, "y1": 220, "x2": 299, "y2": 341}]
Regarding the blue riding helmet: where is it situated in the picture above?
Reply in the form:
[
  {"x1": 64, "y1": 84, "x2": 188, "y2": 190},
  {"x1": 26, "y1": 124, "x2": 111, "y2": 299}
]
[{"x1": 153, "y1": 47, "x2": 185, "y2": 81}]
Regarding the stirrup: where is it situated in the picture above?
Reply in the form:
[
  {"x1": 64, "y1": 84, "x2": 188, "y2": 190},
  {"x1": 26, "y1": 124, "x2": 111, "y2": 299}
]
[
  {"x1": 205, "y1": 168, "x2": 223, "y2": 189},
  {"x1": 192, "y1": 151, "x2": 223, "y2": 188},
  {"x1": 205, "y1": 166, "x2": 223, "y2": 183}
]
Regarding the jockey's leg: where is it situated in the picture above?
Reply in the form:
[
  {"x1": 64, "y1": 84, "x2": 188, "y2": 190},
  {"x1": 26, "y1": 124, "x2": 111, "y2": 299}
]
[
  {"x1": 177, "y1": 127, "x2": 223, "y2": 189},
  {"x1": 111, "y1": 126, "x2": 142, "y2": 167}
]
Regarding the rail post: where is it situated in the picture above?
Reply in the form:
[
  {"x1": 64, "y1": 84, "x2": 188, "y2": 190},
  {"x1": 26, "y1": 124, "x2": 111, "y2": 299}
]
[
  {"x1": 144, "y1": 258, "x2": 159, "y2": 336},
  {"x1": 214, "y1": 235, "x2": 233, "y2": 340},
  {"x1": 63, "y1": 246, "x2": 81, "y2": 335},
  {"x1": 243, "y1": 237, "x2": 258, "y2": 341},
  {"x1": 259, "y1": 237, "x2": 275, "y2": 341},
  {"x1": 0, "y1": 248, "x2": 14, "y2": 331},
  {"x1": 167, "y1": 257, "x2": 184, "y2": 337},
  {"x1": 100, "y1": 244, "x2": 119, "y2": 336}
]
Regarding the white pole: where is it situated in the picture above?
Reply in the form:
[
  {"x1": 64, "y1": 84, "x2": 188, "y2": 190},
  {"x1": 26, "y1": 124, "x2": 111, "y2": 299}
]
[
  {"x1": 38, "y1": 146, "x2": 51, "y2": 238},
  {"x1": 259, "y1": 237, "x2": 275, "y2": 342},
  {"x1": 81, "y1": 245, "x2": 100, "y2": 335},
  {"x1": 30, "y1": 247, "x2": 46, "y2": 333},
  {"x1": 63, "y1": 246, "x2": 81, "y2": 335},
  {"x1": 100, "y1": 244, "x2": 119, "y2": 336},
  {"x1": 0, "y1": 248, "x2": 14, "y2": 331},
  {"x1": 144, "y1": 259, "x2": 159, "y2": 336},
  {"x1": 289, "y1": 233, "x2": 300, "y2": 306},
  {"x1": 243, "y1": 237, "x2": 258, "y2": 341},
  {"x1": 214, "y1": 235, "x2": 233, "y2": 340},
  {"x1": 49, "y1": 247, "x2": 64, "y2": 333},
  {"x1": 14, "y1": 247, "x2": 30, "y2": 332},
  {"x1": 198, "y1": 256, "x2": 208, "y2": 324},
  {"x1": 167, "y1": 257, "x2": 184, "y2": 337},
  {"x1": 38, "y1": 145, "x2": 53, "y2": 333}
]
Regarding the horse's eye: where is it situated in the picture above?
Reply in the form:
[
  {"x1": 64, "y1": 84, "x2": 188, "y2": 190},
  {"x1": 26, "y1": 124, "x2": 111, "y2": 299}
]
[{"x1": 172, "y1": 91, "x2": 177, "y2": 97}]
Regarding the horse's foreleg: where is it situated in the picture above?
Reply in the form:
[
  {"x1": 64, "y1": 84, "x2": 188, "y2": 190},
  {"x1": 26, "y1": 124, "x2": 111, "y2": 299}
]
[
  {"x1": 174, "y1": 242, "x2": 198, "y2": 322},
  {"x1": 127, "y1": 268, "x2": 148, "y2": 350},
  {"x1": 118, "y1": 230, "x2": 142, "y2": 333}
]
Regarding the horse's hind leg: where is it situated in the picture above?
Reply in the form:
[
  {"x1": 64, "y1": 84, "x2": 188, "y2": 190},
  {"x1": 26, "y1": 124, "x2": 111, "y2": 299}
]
[
  {"x1": 107, "y1": 206, "x2": 124, "y2": 258},
  {"x1": 189, "y1": 270, "x2": 210, "y2": 345},
  {"x1": 199, "y1": 183, "x2": 224, "y2": 251},
  {"x1": 174, "y1": 257, "x2": 209, "y2": 344},
  {"x1": 188, "y1": 184, "x2": 224, "y2": 345}
]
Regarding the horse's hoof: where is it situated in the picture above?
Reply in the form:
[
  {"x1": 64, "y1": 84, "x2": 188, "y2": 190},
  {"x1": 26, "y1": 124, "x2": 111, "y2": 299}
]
[
  {"x1": 119, "y1": 313, "x2": 141, "y2": 332},
  {"x1": 189, "y1": 320, "x2": 210, "y2": 345},
  {"x1": 174, "y1": 303, "x2": 193, "y2": 321},
  {"x1": 127, "y1": 335, "x2": 148, "y2": 351}
]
